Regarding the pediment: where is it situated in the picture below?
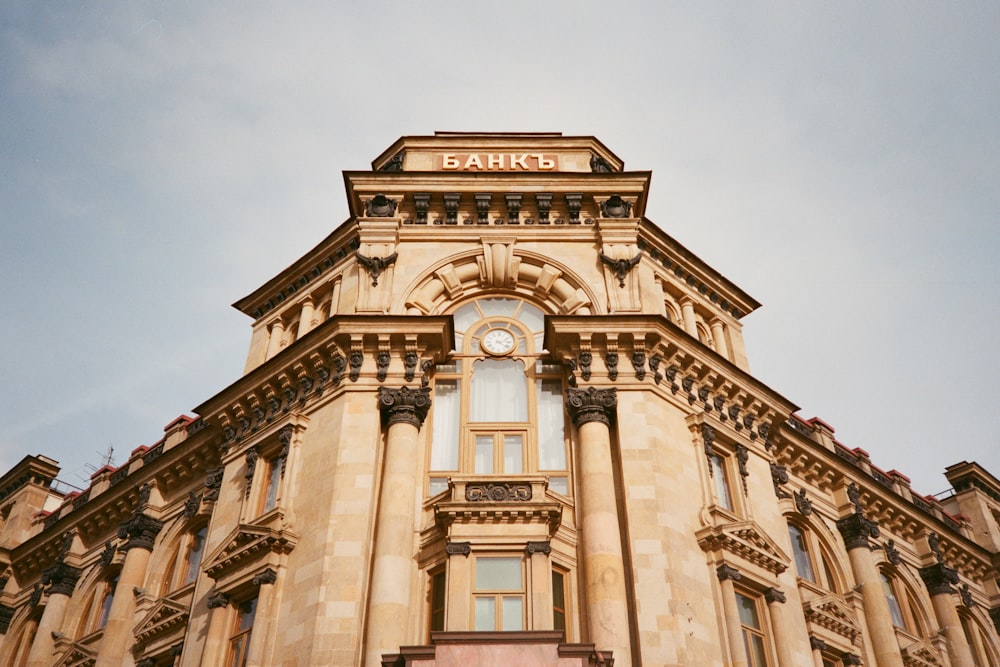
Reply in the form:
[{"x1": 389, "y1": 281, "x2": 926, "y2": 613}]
[
  {"x1": 202, "y1": 523, "x2": 298, "y2": 580},
  {"x1": 54, "y1": 643, "x2": 96, "y2": 667},
  {"x1": 802, "y1": 594, "x2": 861, "y2": 644},
  {"x1": 133, "y1": 597, "x2": 189, "y2": 646},
  {"x1": 696, "y1": 519, "x2": 789, "y2": 575},
  {"x1": 901, "y1": 640, "x2": 944, "y2": 667}
]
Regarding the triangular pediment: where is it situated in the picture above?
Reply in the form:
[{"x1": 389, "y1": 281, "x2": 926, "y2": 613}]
[
  {"x1": 54, "y1": 643, "x2": 96, "y2": 667},
  {"x1": 901, "y1": 639, "x2": 944, "y2": 667},
  {"x1": 696, "y1": 519, "x2": 790, "y2": 575},
  {"x1": 133, "y1": 597, "x2": 189, "y2": 646},
  {"x1": 202, "y1": 522, "x2": 298, "y2": 580},
  {"x1": 802, "y1": 594, "x2": 862, "y2": 644}
]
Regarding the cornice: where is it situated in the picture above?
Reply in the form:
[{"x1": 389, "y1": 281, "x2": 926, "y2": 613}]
[{"x1": 696, "y1": 519, "x2": 790, "y2": 575}]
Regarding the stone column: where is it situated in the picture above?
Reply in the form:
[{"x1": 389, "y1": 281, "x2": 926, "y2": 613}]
[
  {"x1": 25, "y1": 563, "x2": 81, "y2": 667},
  {"x1": 763, "y1": 587, "x2": 796, "y2": 667},
  {"x1": 809, "y1": 637, "x2": 827, "y2": 667},
  {"x1": 716, "y1": 564, "x2": 748, "y2": 667},
  {"x1": 919, "y1": 563, "x2": 975, "y2": 667},
  {"x1": 709, "y1": 319, "x2": 730, "y2": 359},
  {"x1": 297, "y1": 297, "x2": 315, "y2": 338},
  {"x1": 96, "y1": 512, "x2": 163, "y2": 667},
  {"x1": 527, "y1": 541, "x2": 553, "y2": 631},
  {"x1": 680, "y1": 298, "x2": 698, "y2": 337},
  {"x1": 245, "y1": 568, "x2": 279, "y2": 665},
  {"x1": 266, "y1": 319, "x2": 285, "y2": 359},
  {"x1": 444, "y1": 542, "x2": 471, "y2": 631},
  {"x1": 198, "y1": 591, "x2": 232, "y2": 666},
  {"x1": 836, "y1": 513, "x2": 904, "y2": 667},
  {"x1": 364, "y1": 387, "x2": 431, "y2": 667},
  {"x1": 566, "y1": 386, "x2": 632, "y2": 667}
]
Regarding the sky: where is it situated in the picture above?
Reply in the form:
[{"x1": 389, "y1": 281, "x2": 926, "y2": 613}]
[{"x1": 1, "y1": 3, "x2": 998, "y2": 497}]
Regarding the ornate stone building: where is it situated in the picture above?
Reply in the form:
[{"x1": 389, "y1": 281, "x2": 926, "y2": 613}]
[{"x1": 0, "y1": 132, "x2": 998, "y2": 667}]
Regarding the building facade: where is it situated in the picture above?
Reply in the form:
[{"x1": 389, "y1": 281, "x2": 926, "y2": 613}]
[{"x1": 0, "y1": 132, "x2": 998, "y2": 667}]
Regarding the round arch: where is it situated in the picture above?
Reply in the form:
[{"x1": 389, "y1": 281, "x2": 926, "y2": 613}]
[
  {"x1": 400, "y1": 248, "x2": 603, "y2": 316},
  {"x1": 784, "y1": 511, "x2": 852, "y2": 594}
]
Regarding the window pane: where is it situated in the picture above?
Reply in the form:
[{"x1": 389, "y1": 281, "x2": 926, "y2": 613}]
[
  {"x1": 736, "y1": 593, "x2": 760, "y2": 628},
  {"x1": 548, "y1": 476, "x2": 569, "y2": 495},
  {"x1": 478, "y1": 298, "x2": 519, "y2": 317},
  {"x1": 430, "y1": 571, "x2": 446, "y2": 632},
  {"x1": 470, "y1": 360, "x2": 527, "y2": 422},
  {"x1": 475, "y1": 436, "x2": 493, "y2": 474},
  {"x1": 747, "y1": 633, "x2": 768, "y2": 667},
  {"x1": 263, "y1": 460, "x2": 281, "y2": 512},
  {"x1": 428, "y1": 477, "x2": 448, "y2": 496},
  {"x1": 430, "y1": 380, "x2": 461, "y2": 470},
  {"x1": 711, "y1": 455, "x2": 733, "y2": 510},
  {"x1": 503, "y1": 435, "x2": 523, "y2": 473},
  {"x1": 502, "y1": 596, "x2": 523, "y2": 631},
  {"x1": 537, "y1": 379, "x2": 566, "y2": 469},
  {"x1": 880, "y1": 574, "x2": 905, "y2": 628},
  {"x1": 184, "y1": 526, "x2": 208, "y2": 585},
  {"x1": 474, "y1": 597, "x2": 495, "y2": 631},
  {"x1": 788, "y1": 525, "x2": 816, "y2": 582},
  {"x1": 452, "y1": 303, "x2": 480, "y2": 334},
  {"x1": 552, "y1": 570, "x2": 566, "y2": 631},
  {"x1": 476, "y1": 558, "x2": 522, "y2": 590},
  {"x1": 517, "y1": 303, "x2": 545, "y2": 333}
]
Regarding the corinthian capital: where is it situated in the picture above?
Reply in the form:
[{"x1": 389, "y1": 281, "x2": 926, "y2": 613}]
[
  {"x1": 378, "y1": 386, "x2": 432, "y2": 429},
  {"x1": 117, "y1": 512, "x2": 164, "y2": 552},
  {"x1": 566, "y1": 387, "x2": 617, "y2": 427}
]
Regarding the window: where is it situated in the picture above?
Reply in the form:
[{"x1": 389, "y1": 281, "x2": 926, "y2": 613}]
[
  {"x1": 428, "y1": 298, "x2": 568, "y2": 496},
  {"x1": 429, "y1": 569, "x2": 446, "y2": 632},
  {"x1": 97, "y1": 573, "x2": 119, "y2": 630},
  {"x1": 184, "y1": 525, "x2": 208, "y2": 585},
  {"x1": 880, "y1": 573, "x2": 906, "y2": 629},
  {"x1": 227, "y1": 597, "x2": 258, "y2": 667},
  {"x1": 710, "y1": 454, "x2": 734, "y2": 511},
  {"x1": 736, "y1": 592, "x2": 771, "y2": 667},
  {"x1": 788, "y1": 524, "x2": 816, "y2": 583},
  {"x1": 552, "y1": 567, "x2": 567, "y2": 633},
  {"x1": 261, "y1": 457, "x2": 281, "y2": 513},
  {"x1": 474, "y1": 557, "x2": 524, "y2": 631}
]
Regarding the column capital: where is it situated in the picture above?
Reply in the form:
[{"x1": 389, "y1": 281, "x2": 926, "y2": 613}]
[
  {"x1": 378, "y1": 386, "x2": 431, "y2": 428},
  {"x1": 809, "y1": 636, "x2": 827, "y2": 651},
  {"x1": 117, "y1": 512, "x2": 164, "y2": 552},
  {"x1": 836, "y1": 513, "x2": 880, "y2": 550},
  {"x1": 40, "y1": 561, "x2": 82, "y2": 597},
  {"x1": 566, "y1": 386, "x2": 617, "y2": 427},
  {"x1": 525, "y1": 541, "x2": 552, "y2": 556},
  {"x1": 252, "y1": 568, "x2": 277, "y2": 586},
  {"x1": 764, "y1": 587, "x2": 786, "y2": 604},
  {"x1": 207, "y1": 591, "x2": 230, "y2": 609},
  {"x1": 919, "y1": 562, "x2": 960, "y2": 596},
  {"x1": 716, "y1": 563, "x2": 741, "y2": 582}
]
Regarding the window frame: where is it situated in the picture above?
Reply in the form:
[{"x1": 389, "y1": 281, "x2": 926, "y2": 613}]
[
  {"x1": 734, "y1": 589, "x2": 774, "y2": 667},
  {"x1": 226, "y1": 596, "x2": 258, "y2": 667},
  {"x1": 472, "y1": 555, "x2": 527, "y2": 632}
]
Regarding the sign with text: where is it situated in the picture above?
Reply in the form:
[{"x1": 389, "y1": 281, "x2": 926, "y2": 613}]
[{"x1": 440, "y1": 153, "x2": 559, "y2": 171}]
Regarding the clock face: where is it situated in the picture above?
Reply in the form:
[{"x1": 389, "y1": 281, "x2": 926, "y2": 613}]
[{"x1": 481, "y1": 328, "x2": 515, "y2": 355}]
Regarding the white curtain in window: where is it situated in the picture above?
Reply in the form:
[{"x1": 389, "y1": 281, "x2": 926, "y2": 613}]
[
  {"x1": 430, "y1": 380, "x2": 460, "y2": 470},
  {"x1": 536, "y1": 379, "x2": 566, "y2": 469},
  {"x1": 470, "y1": 359, "x2": 527, "y2": 422}
]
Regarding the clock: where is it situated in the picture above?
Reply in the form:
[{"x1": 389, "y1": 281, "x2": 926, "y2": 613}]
[{"x1": 481, "y1": 329, "x2": 515, "y2": 355}]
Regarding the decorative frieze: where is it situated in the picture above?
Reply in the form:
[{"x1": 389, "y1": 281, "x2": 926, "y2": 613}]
[
  {"x1": 465, "y1": 482, "x2": 532, "y2": 502},
  {"x1": 566, "y1": 387, "x2": 617, "y2": 427},
  {"x1": 378, "y1": 386, "x2": 432, "y2": 428}
]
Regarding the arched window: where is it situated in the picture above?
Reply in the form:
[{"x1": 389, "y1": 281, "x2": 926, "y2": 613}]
[
  {"x1": 160, "y1": 524, "x2": 208, "y2": 595},
  {"x1": 786, "y1": 520, "x2": 840, "y2": 593},
  {"x1": 427, "y1": 297, "x2": 568, "y2": 496},
  {"x1": 880, "y1": 569, "x2": 929, "y2": 637}
]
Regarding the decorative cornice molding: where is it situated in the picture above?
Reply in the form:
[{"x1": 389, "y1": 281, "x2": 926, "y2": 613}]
[
  {"x1": 566, "y1": 387, "x2": 617, "y2": 427},
  {"x1": 378, "y1": 386, "x2": 432, "y2": 429}
]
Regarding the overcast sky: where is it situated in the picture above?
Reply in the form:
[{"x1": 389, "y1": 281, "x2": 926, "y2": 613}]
[{"x1": 1, "y1": 3, "x2": 997, "y2": 497}]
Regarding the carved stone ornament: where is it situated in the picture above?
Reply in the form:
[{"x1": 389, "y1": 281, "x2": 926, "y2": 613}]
[
  {"x1": 764, "y1": 587, "x2": 786, "y2": 604},
  {"x1": 332, "y1": 354, "x2": 347, "y2": 385},
  {"x1": 578, "y1": 351, "x2": 592, "y2": 381},
  {"x1": 379, "y1": 151, "x2": 404, "y2": 172},
  {"x1": 137, "y1": 482, "x2": 152, "y2": 509},
  {"x1": 98, "y1": 540, "x2": 117, "y2": 569},
  {"x1": 846, "y1": 482, "x2": 863, "y2": 514},
  {"x1": 525, "y1": 541, "x2": 552, "y2": 555},
  {"x1": 631, "y1": 350, "x2": 646, "y2": 380},
  {"x1": 565, "y1": 193, "x2": 582, "y2": 222},
  {"x1": 203, "y1": 467, "x2": 224, "y2": 502},
  {"x1": 770, "y1": 463, "x2": 790, "y2": 499},
  {"x1": 505, "y1": 193, "x2": 522, "y2": 224},
  {"x1": 445, "y1": 542, "x2": 471, "y2": 557},
  {"x1": 420, "y1": 359, "x2": 434, "y2": 388},
  {"x1": 169, "y1": 643, "x2": 184, "y2": 657},
  {"x1": 443, "y1": 193, "x2": 460, "y2": 225},
  {"x1": 474, "y1": 192, "x2": 492, "y2": 224},
  {"x1": 314, "y1": 365, "x2": 330, "y2": 396},
  {"x1": 535, "y1": 193, "x2": 552, "y2": 223},
  {"x1": 919, "y1": 562, "x2": 960, "y2": 596},
  {"x1": 960, "y1": 583, "x2": 975, "y2": 608},
  {"x1": 183, "y1": 491, "x2": 202, "y2": 520},
  {"x1": 809, "y1": 636, "x2": 827, "y2": 652},
  {"x1": 413, "y1": 192, "x2": 430, "y2": 224},
  {"x1": 465, "y1": 482, "x2": 531, "y2": 502},
  {"x1": 565, "y1": 358, "x2": 578, "y2": 387},
  {"x1": 927, "y1": 531, "x2": 944, "y2": 563},
  {"x1": 117, "y1": 513, "x2": 164, "y2": 552},
  {"x1": 252, "y1": 568, "x2": 278, "y2": 586},
  {"x1": 648, "y1": 354, "x2": 663, "y2": 384},
  {"x1": 794, "y1": 488, "x2": 814, "y2": 516},
  {"x1": 136, "y1": 658, "x2": 156, "y2": 667},
  {"x1": 599, "y1": 252, "x2": 641, "y2": 288},
  {"x1": 600, "y1": 194, "x2": 632, "y2": 218},
  {"x1": 989, "y1": 606, "x2": 1000, "y2": 634},
  {"x1": 566, "y1": 387, "x2": 617, "y2": 427},
  {"x1": 357, "y1": 252, "x2": 398, "y2": 287},
  {"x1": 590, "y1": 154, "x2": 612, "y2": 173},
  {"x1": 0, "y1": 603, "x2": 14, "y2": 634},
  {"x1": 206, "y1": 591, "x2": 230, "y2": 609},
  {"x1": 41, "y1": 561, "x2": 82, "y2": 597},
  {"x1": 364, "y1": 193, "x2": 398, "y2": 217},
  {"x1": 735, "y1": 444, "x2": 750, "y2": 495},
  {"x1": 349, "y1": 350, "x2": 364, "y2": 382},
  {"x1": 716, "y1": 563, "x2": 741, "y2": 582},
  {"x1": 29, "y1": 584, "x2": 43, "y2": 608},
  {"x1": 378, "y1": 386, "x2": 432, "y2": 428},
  {"x1": 842, "y1": 653, "x2": 862, "y2": 666},
  {"x1": 702, "y1": 424, "x2": 716, "y2": 461},
  {"x1": 245, "y1": 447, "x2": 259, "y2": 483},
  {"x1": 884, "y1": 539, "x2": 902, "y2": 566},
  {"x1": 373, "y1": 350, "x2": 390, "y2": 383},
  {"x1": 836, "y1": 513, "x2": 880, "y2": 551},
  {"x1": 404, "y1": 351, "x2": 418, "y2": 382},
  {"x1": 604, "y1": 351, "x2": 619, "y2": 381}
]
